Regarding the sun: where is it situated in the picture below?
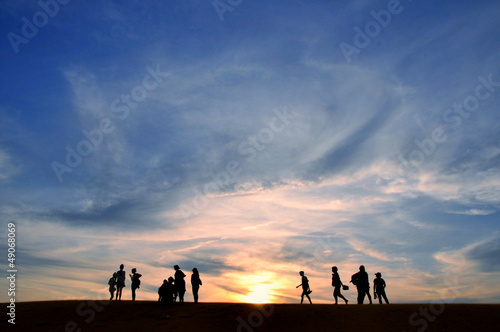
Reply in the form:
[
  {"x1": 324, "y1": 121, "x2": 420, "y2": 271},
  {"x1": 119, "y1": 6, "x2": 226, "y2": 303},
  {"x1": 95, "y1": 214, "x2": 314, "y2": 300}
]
[{"x1": 241, "y1": 284, "x2": 274, "y2": 303}]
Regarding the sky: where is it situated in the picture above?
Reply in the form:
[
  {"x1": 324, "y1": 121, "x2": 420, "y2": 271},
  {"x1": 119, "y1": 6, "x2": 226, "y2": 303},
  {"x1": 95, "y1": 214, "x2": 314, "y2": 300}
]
[{"x1": 0, "y1": 0, "x2": 499, "y2": 305}]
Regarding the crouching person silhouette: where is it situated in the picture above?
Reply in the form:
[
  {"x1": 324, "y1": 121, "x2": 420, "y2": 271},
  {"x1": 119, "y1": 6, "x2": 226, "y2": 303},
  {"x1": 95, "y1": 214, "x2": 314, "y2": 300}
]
[{"x1": 158, "y1": 278, "x2": 175, "y2": 304}]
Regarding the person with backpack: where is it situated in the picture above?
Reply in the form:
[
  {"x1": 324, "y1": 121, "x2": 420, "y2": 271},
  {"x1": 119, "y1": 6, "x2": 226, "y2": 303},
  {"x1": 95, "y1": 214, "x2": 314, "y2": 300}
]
[
  {"x1": 115, "y1": 264, "x2": 126, "y2": 301},
  {"x1": 296, "y1": 271, "x2": 312, "y2": 304},
  {"x1": 108, "y1": 272, "x2": 117, "y2": 300},
  {"x1": 350, "y1": 265, "x2": 372, "y2": 304},
  {"x1": 129, "y1": 268, "x2": 142, "y2": 301}
]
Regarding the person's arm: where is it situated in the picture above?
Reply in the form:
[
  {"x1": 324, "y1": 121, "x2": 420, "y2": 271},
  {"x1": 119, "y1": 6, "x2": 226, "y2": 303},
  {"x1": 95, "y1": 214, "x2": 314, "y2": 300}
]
[{"x1": 296, "y1": 283, "x2": 302, "y2": 288}]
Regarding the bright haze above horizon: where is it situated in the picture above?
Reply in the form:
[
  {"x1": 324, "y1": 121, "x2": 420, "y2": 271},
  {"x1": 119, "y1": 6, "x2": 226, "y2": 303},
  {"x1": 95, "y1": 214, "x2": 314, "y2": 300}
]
[{"x1": 0, "y1": 0, "x2": 499, "y2": 304}]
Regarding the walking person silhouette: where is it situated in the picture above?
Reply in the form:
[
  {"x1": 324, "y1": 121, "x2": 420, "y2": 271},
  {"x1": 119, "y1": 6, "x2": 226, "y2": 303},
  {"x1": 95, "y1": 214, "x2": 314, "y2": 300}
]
[
  {"x1": 350, "y1": 265, "x2": 372, "y2": 304},
  {"x1": 191, "y1": 268, "x2": 202, "y2": 303},
  {"x1": 115, "y1": 264, "x2": 126, "y2": 301},
  {"x1": 174, "y1": 265, "x2": 186, "y2": 303},
  {"x1": 373, "y1": 272, "x2": 389, "y2": 304},
  {"x1": 296, "y1": 271, "x2": 312, "y2": 304},
  {"x1": 129, "y1": 268, "x2": 142, "y2": 301},
  {"x1": 332, "y1": 266, "x2": 348, "y2": 305}
]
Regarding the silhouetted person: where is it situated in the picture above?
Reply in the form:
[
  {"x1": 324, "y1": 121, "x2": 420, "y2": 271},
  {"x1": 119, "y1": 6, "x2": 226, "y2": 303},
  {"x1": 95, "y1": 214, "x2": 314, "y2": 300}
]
[
  {"x1": 296, "y1": 271, "x2": 312, "y2": 304},
  {"x1": 191, "y1": 268, "x2": 202, "y2": 303},
  {"x1": 108, "y1": 272, "x2": 117, "y2": 300},
  {"x1": 130, "y1": 268, "x2": 142, "y2": 301},
  {"x1": 350, "y1": 265, "x2": 372, "y2": 304},
  {"x1": 373, "y1": 272, "x2": 389, "y2": 304},
  {"x1": 332, "y1": 266, "x2": 348, "y2": 305},
  {"x1": 115, "y1": 264, "x2": 126, "y2": 301},
  {"x1": 158, "y1": 278, "x2": 175, "y2": 304},
  {"x1": 174, "y1": 265, "x2": 186, "y2": 303}
]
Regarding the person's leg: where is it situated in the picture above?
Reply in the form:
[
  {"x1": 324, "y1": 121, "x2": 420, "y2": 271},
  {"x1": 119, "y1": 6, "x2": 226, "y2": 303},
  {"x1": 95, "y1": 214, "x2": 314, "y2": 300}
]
[
  {"x1": 377, "y1": 292, "x2": 382, "y2": 304},
  {"x1": 301, "y1": 290, "x2": 305, "y2": 304},
  {"x1": 193, "y1": 286, "x2": 199, "y2": 303},
  {"x1": 132, "y1": 287, "x2": 136, "y2": 301},
  {"x1": 306, "y1": 293, "x2": 312, "y2": 304},
  {"x1": 366, "y1": 290, "x2": 372, "y2": 304},
  {"x1": 382, "y1": 291, "x2": 389, "y2": 304},
  {"x1": 338, "y1": 290, "x2": 348, "y2": 304},
  {"x1": 357, "y1": 289, "x2": 364, "y2": 304}
]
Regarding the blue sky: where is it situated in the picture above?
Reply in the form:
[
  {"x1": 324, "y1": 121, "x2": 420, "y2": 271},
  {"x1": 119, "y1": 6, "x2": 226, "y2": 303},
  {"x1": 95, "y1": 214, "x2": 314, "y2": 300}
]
[{"x1": 1, "y1": 0, "x2": 499, "y2": 304}]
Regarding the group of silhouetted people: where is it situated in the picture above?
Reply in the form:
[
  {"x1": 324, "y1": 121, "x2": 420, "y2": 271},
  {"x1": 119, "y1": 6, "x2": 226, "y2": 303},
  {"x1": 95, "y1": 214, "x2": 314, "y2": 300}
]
[
  {"x1": 157, "y1": 265, "x2": 202, "y2": 304},
  {"x1": 108, "y1": 264, "x2": 143, "y2": 301},
  {"x1": 108, "y1": 263, "x2": 388, "y2": 305},
  {"x1": 297, "y1": 265, "x2": 389, "y2": 305},
  {"x1": 107, "y1": 264, "x2": 202, "y2": 303}
]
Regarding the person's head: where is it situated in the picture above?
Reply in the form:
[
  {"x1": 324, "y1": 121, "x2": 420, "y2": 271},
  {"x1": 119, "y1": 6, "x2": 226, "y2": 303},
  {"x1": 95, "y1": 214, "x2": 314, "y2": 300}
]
[
  {"x1": 113, "y1": 272, "x2": 117, "y2": 278},
  {"x1": 332, "y1": 266, "x2": 338, "y2": 272},
  {"x1": 168, "y1": 276, "x2": 174, "y2": 283},
  {"x1": 359, "y1": 265, "x2": 365, "y2": 272},
  {"x1": 192, "y1": 268, "x2": 198, "y2": 274},
  {"x1": 132, "y1": 268, "x2": 137, "y2": 274},
  {"x1": 174, "y1": 265, "x2": 180, "y2": 270},
  {"x1": 163, "y1": 279, "x2": 168, "y2": 284},
  {"x1": 299, "y1": 271, "x2": 304, "y2": 276},
  {"x1": 375, "y1": 272, "x2": 381, "y2": 278},
  {"x1": 119, "y1": 264, "x2": 124, "y2": 270}
]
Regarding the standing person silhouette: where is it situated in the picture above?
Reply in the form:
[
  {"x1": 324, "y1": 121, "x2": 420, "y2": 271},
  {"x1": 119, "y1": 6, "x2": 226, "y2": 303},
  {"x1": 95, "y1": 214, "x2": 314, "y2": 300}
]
[
  {"x1": 296, "y1": 271, "x2": 312, "y2": 304},
  {"x1": 350, "y1": 265, "x2": 372, "y2": 304},
  {"x1": 191, "y1": 268, "x2": 202, "y2": 303},
  {"x1": 129, "y1": 268, "x2": 142, "y2": 301},
  {"x1": 332, "y1": 266, "x2": 348, "y2": 305},
  {"x1": 108, "y1": 272, "x2": 117, "y2": 300},
  {"x1": 174, "y1": 265, "x2": 186, "y2": 303},
  {"x1": 373, "y1": 272, "x2": 389, "y2": 304},
  {"x1": 115, "y1": 264, "x2": 126, "y2": 301}
]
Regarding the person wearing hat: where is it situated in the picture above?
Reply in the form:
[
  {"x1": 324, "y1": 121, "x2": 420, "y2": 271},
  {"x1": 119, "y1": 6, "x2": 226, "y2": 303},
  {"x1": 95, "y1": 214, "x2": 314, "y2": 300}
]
[
  {"x1": 373, "y1": 272, "x2": 389, "y2": 304},
  {"x1": 173, "y1": 265, "x2": 186, "y2": 303}
]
